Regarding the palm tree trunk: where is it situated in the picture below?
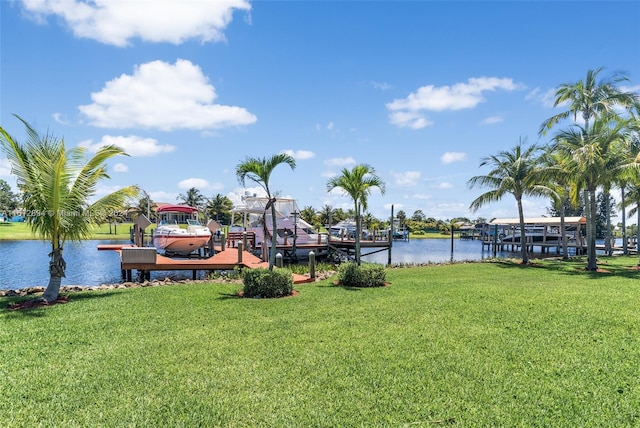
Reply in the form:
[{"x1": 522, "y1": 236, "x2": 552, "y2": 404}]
[
  {"x1": 354, "y1": 204, "x2": 361, "y2": 265},
  {"x1": 605, "y1": 190, "x2": 612, "y2": 256},
  {"x1": 560, "y1": 197, "x2": 568, "y2": 260},
  {"x1": 621, "y1": 185, "x2": 627, "y2": 255},
  {"x1": 40, "y1": 248, "x2": 66, "y2": 303},
  {"x1": 269, "y1": 202, "x2": 278, "y2": 270},
  {"x1": 516, "y1": 198, "x2": 528, "y2": 264},
  {"x1": 587, "y1": 189, "x2": 598, "y2": 270}
]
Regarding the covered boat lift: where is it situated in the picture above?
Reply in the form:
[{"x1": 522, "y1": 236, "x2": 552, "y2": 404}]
[{"x1": 483, "y1": 216, "x2": 587, "y2": 255}]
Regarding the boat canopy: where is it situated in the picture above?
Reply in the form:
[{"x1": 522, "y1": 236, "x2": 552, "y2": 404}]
[
  {"x1": 490, "y1": 216, "x2": 586, "y2": 226},
  {"x1": 156, "y1": 204, "x2": 199, "y2": 214}
]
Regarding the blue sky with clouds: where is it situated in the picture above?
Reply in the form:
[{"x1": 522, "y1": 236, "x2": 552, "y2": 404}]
[{"x1": 1, "y1": 0, "x2": 639, "y2": 221}]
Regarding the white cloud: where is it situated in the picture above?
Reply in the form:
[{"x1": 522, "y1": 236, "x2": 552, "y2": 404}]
[
  {"x1": 80, "y1": 135, "x2": 175, "y2": 157},
  {"x1": 149, "y1": 190, "x2": 178, "y2": 203},
  {"x1": 79, "y1": 59, "x2": 257, "y2": 131},
  {"x1": 112, "y1": 163, "x2": 128, "y2": 172},
  {"x1": 391, "y1": 171, "x2": 421, "y2": 187},
  {"x1": 52, "y1": 112, "x2": 69, "y2": 125},
  {"x1": 411, "y1": 193, "x2": 431, "y2": 200},
  {"x1": 388, "y1": 111, "x2": 433, "y2": 129},
  {"x1": 435, "y1": 182, "x2": 453, "y2": 189},
  {"x1": 525, "y1": 87, "x2": 561, "y2": 108},
  {"x1": 440, "y1": 152, "x2": 467, "y2": 164},
  {"x1": 387, "y1": 77, "x2": 522, "y2": 129},
  {"x1": 0, "y1": 158, "x2": 11, "y2": 177},
  {"x1": 620, "y1": 84, "x2": 640, "y2": 93},
  {"x1": 324, "y1": 157, "x2": 356, "y2": 167},
  {"x1": 481, "y1": 115, "x2": 504, "y2": 125},
  {"x1": 371, "y1": 81, "x2": 391, "y2": 91},
  {"x1": 321, "y1": 171, "x2": 337, "y2": 178},
  {"x1": 282, "y1": 150, "x2": 316, "y2": 160},
  {"x1": 327, "y1": 122, "x2": 335, "y2": 130},
  {"x1": 20, "y1": 0, "x2": 251, "y2": 47},
  {"x1": 178, "y1": 178, "x2": 223, "y2": 191}
]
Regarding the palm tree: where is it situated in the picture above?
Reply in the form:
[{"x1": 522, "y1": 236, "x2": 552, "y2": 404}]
[
  {"x1": 468, "y1": 141, "x2": 552, "y2": 264},
  {"x1": 128, "y1": 195, "x2": 157, "y2": 221},
  {"x1": 236, "y1": 153, "x2": 296, "y2": 270},
  {"x1": 317, "y1": 204, "x2": 334, "y2": 226},
  {"x1": 539, "y1": 67, "x2": 638, "y2": 136},
  {"x1": 177, "y1": 187, "x2": 206, "y2": 210},
  {"x1": 299, "y1": 205, "x2": 317, "y2": 225},
  {"x1": 540, "y1": 68, "x2": 638, "y2": 269},
  {"x1": 326, "y1": 164, "x2": 386, "y2": 265},
  {"x1": 552, "y1": 114, "x2": 633, "y2": 269},
  {"x1": 0, "y1": 115, "x2": 138, "y2": 303},
  {"x1": 205, "y1": 193, "x2": 233, "y2": 223}
]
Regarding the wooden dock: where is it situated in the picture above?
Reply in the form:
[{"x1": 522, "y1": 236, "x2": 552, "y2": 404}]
[{"x1": 97, "y1": 244, "x2": 314, "y2": 284}]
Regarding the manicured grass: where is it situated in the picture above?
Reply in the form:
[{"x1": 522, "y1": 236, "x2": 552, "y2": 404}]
[
  {"x1": 0, "y1": 222, "x2": 133, "y2": 240},
  {"x1": 2, "y1": 257, "x2": 639, "y2": 426}
]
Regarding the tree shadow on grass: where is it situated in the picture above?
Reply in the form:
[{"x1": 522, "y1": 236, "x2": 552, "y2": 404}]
[
  {"x1": 487, "y1": 257, "x2": 640, "y2": 280},
  {"x1": 2, "y1": 289, "x2": 121, "y2": 316}
]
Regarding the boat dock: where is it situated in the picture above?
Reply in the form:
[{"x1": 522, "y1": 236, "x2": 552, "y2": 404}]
[{"x1": 97, "y1": 244, "x2": 315, "y2": 284}]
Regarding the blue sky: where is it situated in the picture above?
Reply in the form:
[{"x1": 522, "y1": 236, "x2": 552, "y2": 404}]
[{"x1": 1, "y1": 0, "x2": 639, "y2": 222}]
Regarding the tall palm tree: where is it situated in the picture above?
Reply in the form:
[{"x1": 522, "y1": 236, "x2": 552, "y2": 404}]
[
  {"x1": 0, "y1": 115, "x2": 138, "y2": 303},
  {"x1": 539, "y1": 67, "x2": 638, "y2": 136},
  {"x1": 128, "y1": 195, "x2": 157, "y2": 221},
  {"x1": 540, "y1": 68, "x2": 638, "y2": 268},
  {"x1": 468, "y1": 141, "x2": 552, "y2": 264},
  {"x1": 236, "y1": 153, "x2": 296, "y2": 270},
  {"x1": 205, "y1": 193, "x2": 233, "y2": 223},
  {"x1": 177, "y1": 187, "x2": 206, "y2": 209},
  {"x1": 326, "y1": 164, "x2": 386, "y2": 265},
  {"x1": 552, "y1": 114, "x2": 632, "y2": 269}
]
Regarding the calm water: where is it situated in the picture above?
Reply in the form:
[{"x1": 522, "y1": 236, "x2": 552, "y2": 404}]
[{"x1": 1, "y1": 237, "x2": 623, "y2": 291}]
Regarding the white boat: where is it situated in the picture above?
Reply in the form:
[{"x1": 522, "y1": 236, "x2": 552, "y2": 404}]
[
  {"x1": 152, "y1": 205, "x2": 212, "y2": 256},
  {"x1": 230, "y1": 195, "x2": 327, "y2": 257}
]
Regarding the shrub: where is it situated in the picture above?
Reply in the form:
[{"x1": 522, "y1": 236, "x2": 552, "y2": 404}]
[
  {"x1": 337, "y1": 262, "x2": 387, "y2": 287},
  {"x1": 242, "y1": 268, "x2": 293, "y2": 298}
]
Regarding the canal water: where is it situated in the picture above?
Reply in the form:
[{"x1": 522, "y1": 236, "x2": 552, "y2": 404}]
[{"x1": 1, "y1": 237, "x2": 625, "y2": 291}]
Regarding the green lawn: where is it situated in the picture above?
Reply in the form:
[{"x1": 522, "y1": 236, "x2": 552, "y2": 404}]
[
  {"x1": 0, "y1": 221, "x2": 134, "y2": 240},
  {"x1": 1, "y1": 257, "x2": 639, "y2": 426}
]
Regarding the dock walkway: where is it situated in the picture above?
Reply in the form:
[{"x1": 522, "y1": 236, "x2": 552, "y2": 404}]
[{"x1": 98, "y1": 244, "x2": 314, "y2": 284}]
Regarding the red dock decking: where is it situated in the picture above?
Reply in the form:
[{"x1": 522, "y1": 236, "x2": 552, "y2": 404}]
[{"x1": 98, "y1": 244, "x2": 314, "y2": 284}]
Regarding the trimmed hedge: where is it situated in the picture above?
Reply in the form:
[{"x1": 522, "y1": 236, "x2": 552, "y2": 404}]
[
  {"x1": 242, "y1": 268, "x2": 294, "y2": 298},
  {"x1": 337, "y1": 262, "x2": 387, "y2": 287}
]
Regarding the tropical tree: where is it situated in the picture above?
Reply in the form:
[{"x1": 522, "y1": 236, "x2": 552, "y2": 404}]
[
  {"x1": 299, "y1": 205, "x2": 317, "y2": 225},
  {"x1": 205, "y1": 193, "x2": 233, "y2": 223},
  {"x1": 539, "y1": 67, "x2": 638, "y2": 136},
  {"x1": 326, "y1": 164, "x2": 386, "y2": 265},
  {"x1": 0, "y1": 178, "x2": 20, "y2": 218},
  {"x1": 540, "y1": 67, "x2": 638, "y2": 269},
  {"x1": 468, "y1": 141, "x2": 553, "y2": 264},
  {"x1": 177, "y1": 187, "x2": 206, "y2": 210},
  {"x1": 317, "y1": 204, "x2": 333, "y2": 226},
  {"x1": 0, "y1": 115, "x2": 138, "y2": 303},
  {"x1": 552, "y1": 114, "x2": 633, "y2": 269},
  {"x1": 128, "y1": 195, "x2": 157, "y2": 221},
  {"x1": 236, "y1": 153, "x2": 296, "y2": 270},
  {"x1": 396, "y1": 210, "x2": 407, "y2": 229}
]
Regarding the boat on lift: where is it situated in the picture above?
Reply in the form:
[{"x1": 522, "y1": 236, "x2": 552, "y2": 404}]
[{"x1": 152, "y1": 205, "x2": 212, "y2": 256}]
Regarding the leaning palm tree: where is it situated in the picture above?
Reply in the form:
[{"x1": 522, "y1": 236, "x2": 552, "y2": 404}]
[
  {"x1": 468, "y1": 141, "x2": 552, "y2": 265},
  {"x1": 326, "y1": 164, "x2": 386, "y2": 265},
  {"x1": 0, "y1": 115, "x2": 138, "y2": 303},
  {"x1": 235, "y1": 153, "x2": 296, "y2": 270}
]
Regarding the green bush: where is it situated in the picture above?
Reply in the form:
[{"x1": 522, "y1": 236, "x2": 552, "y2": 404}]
[
  {"x1": 337, "y1": 262, "x2": 387, "y2": 287},
  {"x1": 242, "y1": 268, "x2": 293, "y2": 298}
]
